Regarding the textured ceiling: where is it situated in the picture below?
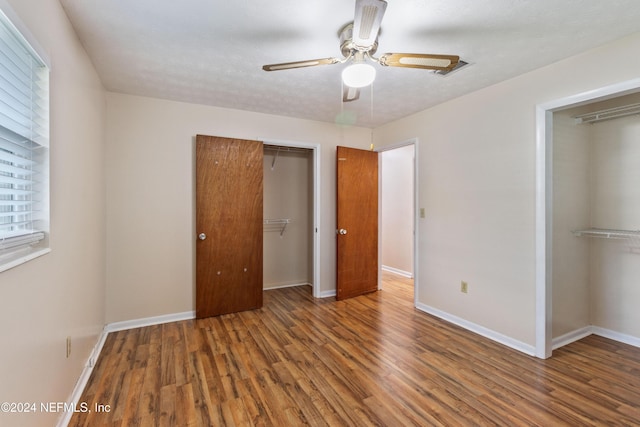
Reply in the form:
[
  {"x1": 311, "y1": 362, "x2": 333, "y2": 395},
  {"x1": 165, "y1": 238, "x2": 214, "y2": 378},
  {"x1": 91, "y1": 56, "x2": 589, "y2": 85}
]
[{"x1": 59, "y1": 0, "x2": 640, "y2": 128}]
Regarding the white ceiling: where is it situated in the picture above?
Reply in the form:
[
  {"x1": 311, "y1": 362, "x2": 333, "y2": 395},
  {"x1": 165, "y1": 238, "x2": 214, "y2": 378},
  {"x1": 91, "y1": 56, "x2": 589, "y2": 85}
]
[{"x1": 59, "y1": 0, "x2": 640, "y2": 128}]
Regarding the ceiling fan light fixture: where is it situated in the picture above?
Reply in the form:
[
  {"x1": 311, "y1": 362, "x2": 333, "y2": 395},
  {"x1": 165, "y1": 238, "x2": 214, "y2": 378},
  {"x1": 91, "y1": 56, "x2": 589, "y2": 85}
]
[{"x1": 342, "y1": 62, "x2": 376, "y2": 88}]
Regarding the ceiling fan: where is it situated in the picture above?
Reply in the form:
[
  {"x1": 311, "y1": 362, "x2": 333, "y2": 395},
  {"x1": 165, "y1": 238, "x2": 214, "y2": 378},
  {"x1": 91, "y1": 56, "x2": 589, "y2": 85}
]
[{"x1": 262, "y1": 0, "x2": 464, "y2": 102}]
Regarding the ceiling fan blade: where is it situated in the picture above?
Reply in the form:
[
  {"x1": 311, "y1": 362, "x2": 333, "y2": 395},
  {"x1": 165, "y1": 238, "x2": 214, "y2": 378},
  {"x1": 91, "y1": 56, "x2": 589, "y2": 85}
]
[
  {"x1": 379, "y1": 53, "x2": 460, "y2": 71},
  {"x1": 352, "y1": 0, "x2": 387, "y2": 49},
  {"x1": 262, "y1": 57, "x2": 340, "y2": 71},
  {"x1": 343, "y1": 86, "x2": 360, "y2": 102}
]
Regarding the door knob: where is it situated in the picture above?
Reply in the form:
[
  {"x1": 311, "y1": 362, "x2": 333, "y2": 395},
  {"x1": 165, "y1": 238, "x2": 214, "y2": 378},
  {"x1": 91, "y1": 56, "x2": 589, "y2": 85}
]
[
  {"x1": 198, "y1": 233, "x2": 207, "y2": 240},
  {"x1": 338, "y1": 228, "x2": 348, "y2": 235}
]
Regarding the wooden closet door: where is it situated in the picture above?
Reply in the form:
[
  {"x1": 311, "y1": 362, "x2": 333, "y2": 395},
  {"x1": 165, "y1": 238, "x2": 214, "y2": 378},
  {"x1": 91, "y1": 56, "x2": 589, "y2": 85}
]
[{"x1": 196, "y1": 135, "x2": 263, "y2": 318}]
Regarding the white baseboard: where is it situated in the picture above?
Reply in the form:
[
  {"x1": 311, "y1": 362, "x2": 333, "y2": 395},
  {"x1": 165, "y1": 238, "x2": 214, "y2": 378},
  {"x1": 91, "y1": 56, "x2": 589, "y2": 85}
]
[
  {"x1": 319, "y1": 289, "x2": 336, "y2": 298},
  {"x1": 415, "y1": 302, "x2": 536, "y2": 356},
  {"x1": 381, "y1": 265, "x2": 413, "y2": 278},
  {"x1": 552, "y1": 325, "x2": 640, "y2": 351},
  {"x1": 552, "y1": 326, "x2": 593, "y2": 350},
  {"x1": 264, "y1": 282, "x2": 312, "y2": 291},
  {"x1": 592, "y1": 326, "x2": 640, "y2": 348},
  {"x1": 57, "y1": 328, "x2": 109, "y2": 427},
  {"x1": 105, "y1": 310, "x2": 195, "y2": 333}
]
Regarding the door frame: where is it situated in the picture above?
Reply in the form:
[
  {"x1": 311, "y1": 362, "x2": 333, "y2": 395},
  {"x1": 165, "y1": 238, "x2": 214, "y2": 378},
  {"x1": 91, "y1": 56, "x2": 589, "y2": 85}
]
[
  {"x1": 376, "y1": 138, "x2": 419, "y2": 306},
  {"x1": 535, "y1": 78, "x2": 640, "y2": 359},
  {"x1": 263, "y1": 139, "x2": 322, "y2": 298}
]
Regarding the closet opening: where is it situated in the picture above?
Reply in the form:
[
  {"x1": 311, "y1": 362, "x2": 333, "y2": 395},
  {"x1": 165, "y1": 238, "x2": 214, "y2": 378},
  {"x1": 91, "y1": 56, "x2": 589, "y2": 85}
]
[
  {"x1": 535, "y1": 78, "x2": 640, "y2": 358},
  {"x1": 263, "y1": 142, "x2": 320, "y2": 297}
]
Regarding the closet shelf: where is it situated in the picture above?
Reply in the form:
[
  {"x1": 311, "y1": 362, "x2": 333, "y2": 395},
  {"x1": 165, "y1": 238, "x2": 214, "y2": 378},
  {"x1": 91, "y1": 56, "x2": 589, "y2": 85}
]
[
  {"x1": 264, "y1": 145, "x2": 310, "y2": 170},
  {"x1": 264, "y1": 219, "x2": 291, "y2": 236},
  {"x1": 572, "y1": 228, "x2": 640, "y2": 240}
]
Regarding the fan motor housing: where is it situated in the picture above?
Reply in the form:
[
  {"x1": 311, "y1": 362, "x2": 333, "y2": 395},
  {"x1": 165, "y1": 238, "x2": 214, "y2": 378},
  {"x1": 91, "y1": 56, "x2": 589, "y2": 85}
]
[{"x1": 340, "y1": 23, "x2": 378, "y2": 57}]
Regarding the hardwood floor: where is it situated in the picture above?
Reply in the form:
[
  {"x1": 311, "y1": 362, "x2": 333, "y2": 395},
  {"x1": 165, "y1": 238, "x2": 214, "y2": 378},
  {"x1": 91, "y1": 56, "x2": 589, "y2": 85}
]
[{"x1": 70, "y1": 273, "x2": 640, "y2": 426}]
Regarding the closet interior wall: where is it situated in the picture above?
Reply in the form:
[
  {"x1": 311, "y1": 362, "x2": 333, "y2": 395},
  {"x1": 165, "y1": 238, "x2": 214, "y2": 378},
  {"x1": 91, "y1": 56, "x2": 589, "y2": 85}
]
[
  {"x1": 263, "y1": 145, "x2": 313, "y2": 290},
  {"x1": 552, "y1": 92, "x2": 640, "y2": 343}
]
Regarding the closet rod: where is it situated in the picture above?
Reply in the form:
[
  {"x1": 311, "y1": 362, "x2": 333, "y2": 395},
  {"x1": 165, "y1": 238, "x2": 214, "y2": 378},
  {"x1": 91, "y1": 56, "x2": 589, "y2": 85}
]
[
  {"x1": 264, "y1": 145, "x2": 310, "y2": 170},
  {"x1": 572, "y1": 228, "x2": 640, "y2": 240},
  {"x1": 263, "y1": 219, "x2": 291, "y2": 224},
  {"x1": 574, "y1": 102, "x2": 640, "y2": 124},
  {"x1": 264, "y1": 145, "x2": 311, "y2": 153}
]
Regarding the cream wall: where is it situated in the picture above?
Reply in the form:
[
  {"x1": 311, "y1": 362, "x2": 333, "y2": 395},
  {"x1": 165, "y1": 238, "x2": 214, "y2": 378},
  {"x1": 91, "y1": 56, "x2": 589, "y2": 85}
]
[
  {"x1": 0, "y1": 1, "x2": 106, "y2": 426},
  {"x1": 105, "y1": 93, "x2": 371, "y2": 323},
  {"x1": 373, "y1": 32, "x2": 640, "y2": 347}
]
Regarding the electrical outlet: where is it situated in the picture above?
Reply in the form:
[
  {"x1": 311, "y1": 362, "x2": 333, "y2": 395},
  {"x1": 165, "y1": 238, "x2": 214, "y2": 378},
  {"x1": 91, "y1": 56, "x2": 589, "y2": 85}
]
[
  {"x1": 66, "y1": 336, "x2": 71, "y2": 358},
  {"x1": 461, "y1": 281, "x2": 468, "y2": 294},
  {"x1": 420, "y1": 208, "x2": 426, "y2": 218}
]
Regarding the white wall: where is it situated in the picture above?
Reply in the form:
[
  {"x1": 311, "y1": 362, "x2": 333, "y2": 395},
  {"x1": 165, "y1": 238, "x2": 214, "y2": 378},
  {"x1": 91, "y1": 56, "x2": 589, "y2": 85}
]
[
  {"x1": 373, "y1": 32, "x2": 640, "y2": 348},
  {"x1": 105, "y1": 93, "x2": 371, "y2": 323},
  {"x1": 381, "y1": 145, "x2": 414, "y2": 276},
  {"x1": 0, "y1": 1, "x2": 106, "y2": 426}
]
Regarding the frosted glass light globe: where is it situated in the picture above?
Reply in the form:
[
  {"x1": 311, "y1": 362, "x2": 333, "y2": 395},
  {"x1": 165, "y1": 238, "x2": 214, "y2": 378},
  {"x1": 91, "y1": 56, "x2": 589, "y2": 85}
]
[{"x1": 342, "y1": 63, "x2": 376, "y2": 88}]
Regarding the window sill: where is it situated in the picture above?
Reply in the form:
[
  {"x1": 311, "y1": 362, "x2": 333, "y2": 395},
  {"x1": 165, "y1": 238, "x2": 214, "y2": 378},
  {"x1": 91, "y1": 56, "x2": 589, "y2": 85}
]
[{"x1": 0, "y1": 248, "x2": 51, "y2": 273}]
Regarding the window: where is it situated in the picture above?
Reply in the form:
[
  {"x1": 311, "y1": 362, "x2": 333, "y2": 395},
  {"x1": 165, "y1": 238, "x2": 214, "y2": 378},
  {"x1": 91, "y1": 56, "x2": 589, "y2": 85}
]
[{"x1": 0, "y1": 5, "x2": 49, "y2": 271}]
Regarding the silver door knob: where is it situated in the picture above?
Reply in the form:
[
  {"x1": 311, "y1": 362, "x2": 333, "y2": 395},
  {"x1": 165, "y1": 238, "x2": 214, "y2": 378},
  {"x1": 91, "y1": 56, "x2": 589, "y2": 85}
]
[
  {"x1": 338, "y1": 229, "x2": 347, "y2": 235},
  {"x1": 198, "y1": 233, "x2": 207, "y2": 240}
]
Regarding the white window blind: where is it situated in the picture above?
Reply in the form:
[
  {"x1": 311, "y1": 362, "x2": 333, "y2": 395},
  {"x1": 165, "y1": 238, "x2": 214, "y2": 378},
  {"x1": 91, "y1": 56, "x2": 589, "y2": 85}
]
[{"x1": 0, "y1": 6, "x2": 49, "y2": 257}]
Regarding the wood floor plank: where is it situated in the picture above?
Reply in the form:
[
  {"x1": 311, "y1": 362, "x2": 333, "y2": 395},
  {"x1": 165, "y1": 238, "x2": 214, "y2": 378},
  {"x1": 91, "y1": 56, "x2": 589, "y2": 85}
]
[
  {"x1": 187, "y1": 350, "x2": 220, "y2": 426},
  {"x1": 158, "y1": 384, "x2": 176, "y2": 427},
  {"x1": 69, "y1": 272, "x2": 640, "y2": 426},
  {"x1": 238, "y1": 380, "x2": 273, "y2": 426},
  {"x1": 137, "y1": 326, "x2": 162, "y2": 422},
  {"x1": 174, "y1": 383, "x2": 197, "y2": 427}
]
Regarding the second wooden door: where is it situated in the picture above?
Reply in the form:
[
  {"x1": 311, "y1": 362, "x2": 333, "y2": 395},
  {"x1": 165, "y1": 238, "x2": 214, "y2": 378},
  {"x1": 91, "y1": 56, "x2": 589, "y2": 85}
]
[{"x1": 336, "y1": 146, "x2": 379, "y2": 300}]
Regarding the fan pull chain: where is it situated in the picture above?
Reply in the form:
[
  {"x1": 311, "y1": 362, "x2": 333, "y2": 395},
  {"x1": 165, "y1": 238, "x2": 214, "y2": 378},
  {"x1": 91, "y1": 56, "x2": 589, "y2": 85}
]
[
  {"x1": 370, "y1": 82, "x2": 375, "y2": 149},
  {"x1": 339, "y1": 80, "x2": 345, "y2": 145},
  {"x1": 340, "y1": 80, "x2": 345, "y2": 117}
]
